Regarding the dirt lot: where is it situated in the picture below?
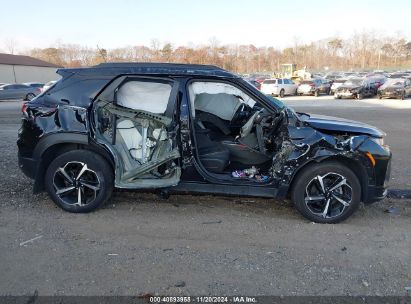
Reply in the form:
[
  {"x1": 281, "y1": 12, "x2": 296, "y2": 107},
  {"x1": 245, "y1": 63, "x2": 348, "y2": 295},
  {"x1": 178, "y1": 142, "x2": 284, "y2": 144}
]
[{"x1": 0, "y1": 99, "x2": 410, "y2": 296}]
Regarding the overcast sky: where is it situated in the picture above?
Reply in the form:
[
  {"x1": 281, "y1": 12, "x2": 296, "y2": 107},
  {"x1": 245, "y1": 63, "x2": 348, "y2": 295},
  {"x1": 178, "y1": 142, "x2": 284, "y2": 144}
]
[{"x1": 0, "y1": 0, "x2": 410, "y2": 52}]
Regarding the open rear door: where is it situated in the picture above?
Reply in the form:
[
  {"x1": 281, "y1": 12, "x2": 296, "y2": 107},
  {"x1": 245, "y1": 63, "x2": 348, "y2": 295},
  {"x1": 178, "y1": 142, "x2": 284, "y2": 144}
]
[{"x1": 92, "y1": 76, "x2": 181, "y2": 189}]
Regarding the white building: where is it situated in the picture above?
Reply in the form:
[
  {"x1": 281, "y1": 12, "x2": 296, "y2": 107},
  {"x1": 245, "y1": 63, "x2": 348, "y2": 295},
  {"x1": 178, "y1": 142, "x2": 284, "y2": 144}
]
[{"x1": 0, "y1": 53, "x2": 62, "y2": 84}]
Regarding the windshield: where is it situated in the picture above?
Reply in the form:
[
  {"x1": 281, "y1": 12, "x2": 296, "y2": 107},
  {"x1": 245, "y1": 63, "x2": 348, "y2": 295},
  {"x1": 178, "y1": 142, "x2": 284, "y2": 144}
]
[
  {"x1": 343, "y1": 79, "x2": 363, "y2": 86},
  {"x1": 265, "y1": 94, "x2": 285, "y2": 109}
]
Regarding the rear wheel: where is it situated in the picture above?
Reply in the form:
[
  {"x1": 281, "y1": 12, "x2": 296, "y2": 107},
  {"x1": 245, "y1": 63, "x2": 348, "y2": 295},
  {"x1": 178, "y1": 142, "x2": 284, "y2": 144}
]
[
  {"x1": 45, "y1": 150, "x2": 114, "y2": 213},
  {"x1": 291, "y1": 162, "x2": 361, "y2": 223},
  {"x1": 279, "y1": 89, "x2": 285, "y2": 98}
]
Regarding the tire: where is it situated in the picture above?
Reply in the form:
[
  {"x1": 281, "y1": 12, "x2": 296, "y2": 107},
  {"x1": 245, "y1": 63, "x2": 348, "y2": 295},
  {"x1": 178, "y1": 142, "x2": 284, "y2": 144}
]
[
  {"x1": 294, "y1": 89, "x2": 298, "y2": 96},
  {"x1": 25, "y1": 93, "x2": 36, "y2": 101},
  {"x1": 45, "y1": 150, "x2": 114, "y2": 213},
  {"x1": 314, "y1": 90, "x2": 319, "y2": 97},
  {"x1": 356, "y1": 93, "x2": 363, "y2": 100},
  {"x1": 291, "y1": 161, "x2": 361, "y2": 224},
  {"x1": 279, "y1": 89, "x2": 285, "y2": 98}
]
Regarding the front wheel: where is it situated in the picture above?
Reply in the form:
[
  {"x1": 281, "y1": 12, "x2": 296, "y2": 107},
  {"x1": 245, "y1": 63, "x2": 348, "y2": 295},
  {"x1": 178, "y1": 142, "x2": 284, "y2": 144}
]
[
  {"x1": 291, "y1": 162, "x2": 361, "y2": 223},
  {"x1": 45, "y1": 150, "x2": 114, "y2": 213},
  {"x1": 279, "y1": 89, "x2": 285, "y2": 98}
]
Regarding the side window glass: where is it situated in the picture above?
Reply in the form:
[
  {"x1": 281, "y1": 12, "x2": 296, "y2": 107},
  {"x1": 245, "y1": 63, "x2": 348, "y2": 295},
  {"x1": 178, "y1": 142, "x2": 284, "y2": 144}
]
[
  {"x1": 278, "y1": 79, "x2": 283, "y2": 85},
  {"x1": 116, "y1": 80, "x2": 173, "y2": 114}
]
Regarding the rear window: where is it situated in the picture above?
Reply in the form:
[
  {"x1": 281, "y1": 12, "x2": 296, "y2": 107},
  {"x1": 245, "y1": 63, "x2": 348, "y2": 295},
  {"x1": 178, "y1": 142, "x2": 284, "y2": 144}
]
[{"x1": 41, "y1": 76, "x2": 111, "y2": 107}]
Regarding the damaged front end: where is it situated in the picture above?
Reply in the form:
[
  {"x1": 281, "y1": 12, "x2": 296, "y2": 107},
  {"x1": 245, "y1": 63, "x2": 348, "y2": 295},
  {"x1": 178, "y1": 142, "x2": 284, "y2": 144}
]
[{"x1": 270, "y1": 111, "x2": 391, "y2": 202}]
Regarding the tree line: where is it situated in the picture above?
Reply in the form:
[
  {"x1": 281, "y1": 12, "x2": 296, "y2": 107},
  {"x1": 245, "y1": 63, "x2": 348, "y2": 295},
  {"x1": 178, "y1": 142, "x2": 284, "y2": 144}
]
[{"x1": 23, "y1": 32, "x2": 411, "y2": 73}]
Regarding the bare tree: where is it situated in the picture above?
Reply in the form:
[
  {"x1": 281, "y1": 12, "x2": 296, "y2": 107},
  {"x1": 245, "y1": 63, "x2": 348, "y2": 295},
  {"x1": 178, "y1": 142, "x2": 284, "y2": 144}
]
[{"x1": 4, "y1": 38, "x2": 18, "y2": 54}]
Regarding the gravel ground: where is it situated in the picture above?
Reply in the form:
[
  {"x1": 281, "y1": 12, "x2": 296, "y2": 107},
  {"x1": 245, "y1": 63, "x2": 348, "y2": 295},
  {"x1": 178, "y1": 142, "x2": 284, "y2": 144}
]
[{"x1": 0, "y1": 99, "x2": 410, "y2": 296}]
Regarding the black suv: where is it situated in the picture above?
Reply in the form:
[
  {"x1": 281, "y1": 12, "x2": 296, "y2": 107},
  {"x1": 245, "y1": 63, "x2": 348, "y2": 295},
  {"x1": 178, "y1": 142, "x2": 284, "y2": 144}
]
[{"x1": 17, "y1": 63, "x2": 391, "y2": 223}]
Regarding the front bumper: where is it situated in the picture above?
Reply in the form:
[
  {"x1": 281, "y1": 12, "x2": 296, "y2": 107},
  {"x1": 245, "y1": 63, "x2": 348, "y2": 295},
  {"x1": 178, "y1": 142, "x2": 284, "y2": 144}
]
[
  {"x1": 364, "y1": 185, "x2": 388, "y2": 204},
  {"x1": 334, "y1": 91, "x2": 356, "y2": 98},
  {"x1": 379, "y1": 91, "x2": 402, "y2": 99},
  {"x1": 297, "y1": 89, "x2": 315, "y2": 95}
]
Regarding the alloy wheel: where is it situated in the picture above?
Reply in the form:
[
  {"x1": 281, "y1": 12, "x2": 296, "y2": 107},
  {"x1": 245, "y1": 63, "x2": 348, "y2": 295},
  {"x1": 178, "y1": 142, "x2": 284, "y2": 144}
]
[
  {"x1": 53, "y1": 161, "x2": 101, "y2": 207},
  {"x1": 304, "y1": 172, "x2": 352, "y2": 219}
]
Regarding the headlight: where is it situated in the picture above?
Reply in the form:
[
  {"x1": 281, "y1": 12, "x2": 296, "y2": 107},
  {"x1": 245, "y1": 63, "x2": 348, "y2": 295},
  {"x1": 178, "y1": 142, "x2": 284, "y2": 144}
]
[{"x1": 370, "y1": 137, "x2": 384, "y2": 146}]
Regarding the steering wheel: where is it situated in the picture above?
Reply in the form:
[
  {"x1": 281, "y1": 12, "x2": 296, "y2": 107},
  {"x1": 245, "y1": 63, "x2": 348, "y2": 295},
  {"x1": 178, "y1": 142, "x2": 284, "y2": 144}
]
[{"x1": 230, "y1": 103, "x2": 251, "y2": 127}]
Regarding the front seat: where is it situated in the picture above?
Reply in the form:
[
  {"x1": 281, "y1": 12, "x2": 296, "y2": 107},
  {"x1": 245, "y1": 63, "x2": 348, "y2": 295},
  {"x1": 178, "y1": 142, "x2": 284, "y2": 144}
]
[
  {"x1": 195, "y1": 128, "x2": 230, "y2": 173},
  {"x1": 198, "y1": 145, "x2": 230, "y2": 173}
]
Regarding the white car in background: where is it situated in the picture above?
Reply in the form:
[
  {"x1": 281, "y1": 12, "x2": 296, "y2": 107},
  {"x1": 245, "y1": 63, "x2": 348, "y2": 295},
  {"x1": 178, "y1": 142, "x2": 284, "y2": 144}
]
[
  {"x1": 261, "y1": 78, "x2": 298, "y2": 97},
  {"x1": 330, "y1": 79, "x2": 346, "y2": 94}
]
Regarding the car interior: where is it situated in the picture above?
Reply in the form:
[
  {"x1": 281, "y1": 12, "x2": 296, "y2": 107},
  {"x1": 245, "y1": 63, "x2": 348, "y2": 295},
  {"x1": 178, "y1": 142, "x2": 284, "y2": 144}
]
[{"x1": 188, "y1": 81, "x2": 285, "y2": 182}]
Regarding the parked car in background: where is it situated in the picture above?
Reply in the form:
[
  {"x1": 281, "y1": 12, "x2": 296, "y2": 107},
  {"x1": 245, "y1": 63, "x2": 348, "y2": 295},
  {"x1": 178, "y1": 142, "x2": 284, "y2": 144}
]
[
  {"x1": 24, "y1": 82, "x2": 44, "y2": 89},
  {"x1": 297, "y1": 78, "x2": 331, "y2": 97},
  {"x1": 378, "y1": 78, "x2": 411, "y2": 100},
  {"x1": 324, "y1": 73, "x2": 341, "y2": 81},
  {"x1": 261, "y1": 78, "x2": 298, "y2": 97},
  {"x1": 0, "y1": 84, "x2": 39, "y2": 101},
  {"x1": 330, "y1": 79, "x2": 347, "y2": 94},
  {"x1": 41, "y1": 80, "x2": 57, "y2": 93},
  {"x1": 246, "y1": 79, "x2": 261, "y2": 90},
  {"x1": 334, "y1": 78, "x2": 378, "y2": 99},
  {"x1": 388, "y1": 73, "x2": 411, "y2": 80},
  {"x1": 369, "y1": 76, "x2": 387, "y2": 89}
]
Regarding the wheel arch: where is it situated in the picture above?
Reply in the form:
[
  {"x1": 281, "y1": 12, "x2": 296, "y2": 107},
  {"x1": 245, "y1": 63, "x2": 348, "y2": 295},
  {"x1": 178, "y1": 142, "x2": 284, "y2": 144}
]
[
  {"x1": 288, "y1": 155, "x2": 369, "y2": 202},
  {"x1": 32, "y1": 133, "x2": 115, "y2": 193}
]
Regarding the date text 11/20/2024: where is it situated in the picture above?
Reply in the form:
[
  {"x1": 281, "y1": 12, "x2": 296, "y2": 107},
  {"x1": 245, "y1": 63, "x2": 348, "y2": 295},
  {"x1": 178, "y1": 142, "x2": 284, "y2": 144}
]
[{"x1": 149, "y1": 296, "x2": 257, "y2": 303}]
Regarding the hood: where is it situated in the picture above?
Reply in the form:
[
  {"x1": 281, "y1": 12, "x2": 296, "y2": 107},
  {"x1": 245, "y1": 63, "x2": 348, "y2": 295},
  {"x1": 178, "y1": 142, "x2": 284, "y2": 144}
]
[
  {"x1": 379, "y1": 84, "x2": 404, "y2": 90},
  {"x1": 303, "y1": 114, "x2": 385, "y2": 137}
]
